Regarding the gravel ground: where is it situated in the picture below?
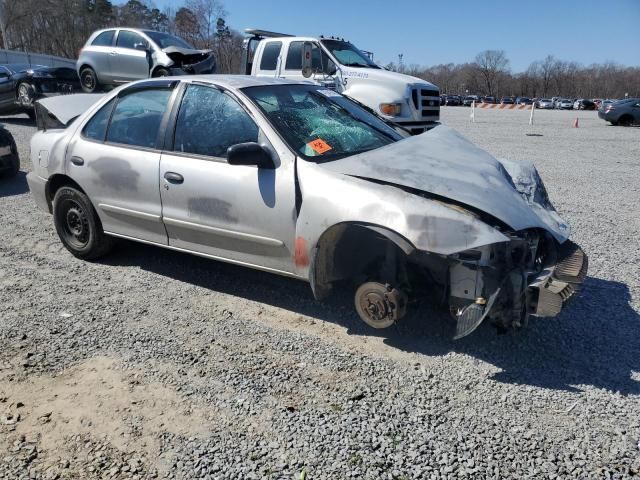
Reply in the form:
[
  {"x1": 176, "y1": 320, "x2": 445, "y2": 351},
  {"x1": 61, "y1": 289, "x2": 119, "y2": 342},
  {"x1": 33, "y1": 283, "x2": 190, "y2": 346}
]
[{"x1": 0, "y1": 108, "x2": 639, "y2": 480}]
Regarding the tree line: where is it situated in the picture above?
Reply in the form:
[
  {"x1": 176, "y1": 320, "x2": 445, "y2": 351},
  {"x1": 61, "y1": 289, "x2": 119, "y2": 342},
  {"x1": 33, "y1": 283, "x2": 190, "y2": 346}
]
[
  {"x1": 0, "y1": 0, "x2": 637, "y2": 98},
  {"x1": 0, "y1": 0, "x2": 245, "y2": 73},
  {"x1": 390, "y1": 50, "x2": 640, "y2": 100}
]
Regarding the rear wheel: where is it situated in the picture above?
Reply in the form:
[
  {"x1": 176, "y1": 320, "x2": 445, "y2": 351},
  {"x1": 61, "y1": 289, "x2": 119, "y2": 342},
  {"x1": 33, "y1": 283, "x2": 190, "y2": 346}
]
[
  {"x1": 618, "y1": 115, "x2": 633, "y2": 127},
  {"x1": 53, "y1": 187, "x2": 113, "y2": 260},
  {"x1": 80, "y1": 67, "x2": 100, "y2": 93}
]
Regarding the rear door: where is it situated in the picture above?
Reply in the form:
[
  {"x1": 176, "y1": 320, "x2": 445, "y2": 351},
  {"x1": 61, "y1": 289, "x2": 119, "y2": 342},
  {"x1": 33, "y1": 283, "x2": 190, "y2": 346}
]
[
  {"x1": 66, "y1": 84, "x2": 177, "y2": 243},
  {"x1": 254, "y1": 40, "x2": 282, "y2": 78},
  {"x1": 112, "y1": 30, "x2": 150, "y2": 82},
  {"x1": 159, "y1": 82, "x2": 296, "y2": 273},
  {"x1": 86, "y1": 30, "x2": 116, "y2": 84}
]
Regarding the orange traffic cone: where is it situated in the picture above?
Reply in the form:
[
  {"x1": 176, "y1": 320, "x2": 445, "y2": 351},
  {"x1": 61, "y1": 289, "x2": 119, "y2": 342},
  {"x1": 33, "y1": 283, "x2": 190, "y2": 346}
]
[{"x1": 572, "y1": 117, "x2": 579, "y2": 128}]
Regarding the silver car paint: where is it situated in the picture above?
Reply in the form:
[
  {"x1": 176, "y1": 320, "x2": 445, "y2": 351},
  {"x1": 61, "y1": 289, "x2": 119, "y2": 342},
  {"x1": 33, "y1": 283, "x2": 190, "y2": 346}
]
[
  {"x1": 78, "y1": 29, "x2": 213, "y2": 86},
  {"x1": 29, "y1": 75, "x2": 569, "y2": 284}
]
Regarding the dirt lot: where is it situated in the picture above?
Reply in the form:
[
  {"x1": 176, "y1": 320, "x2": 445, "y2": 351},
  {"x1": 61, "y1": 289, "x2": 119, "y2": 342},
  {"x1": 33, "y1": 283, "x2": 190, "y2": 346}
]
[{"x1": 1, "y1": 108, "x2": 639, "y2": 479}]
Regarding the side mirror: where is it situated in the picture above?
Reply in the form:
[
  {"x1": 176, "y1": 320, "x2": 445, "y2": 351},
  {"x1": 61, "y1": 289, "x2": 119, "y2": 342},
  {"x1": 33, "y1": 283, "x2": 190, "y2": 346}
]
[
  {"x1": 324, "y1": 59, "x2": 337, "y2": 76},
  {"x1": 302, "y1": 42, "x2": 313, "y2": 78},
  {"x1": 227, "y1": 142, "x2": 275, "y2": 169}
]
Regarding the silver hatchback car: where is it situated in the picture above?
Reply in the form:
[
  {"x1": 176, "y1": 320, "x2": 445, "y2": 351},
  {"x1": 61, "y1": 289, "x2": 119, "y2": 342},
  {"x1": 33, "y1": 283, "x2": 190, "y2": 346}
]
[
  {"x1": 27, "y1": 76, "x2": 587, "y2": 338},
  {"x1": 76, "y1": 28, "x2": 215, "y2": 93}
]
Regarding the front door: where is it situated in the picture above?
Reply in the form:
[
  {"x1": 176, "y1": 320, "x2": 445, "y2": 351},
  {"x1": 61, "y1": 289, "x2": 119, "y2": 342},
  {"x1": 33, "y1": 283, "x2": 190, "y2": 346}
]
[
  {"x1": 0, "y1": 67, "x2": 16, "y2": 109},
  {"x1": 112, "y1": 30, "x2": 150, "y2": 82},
  {"x1": 159, "y1": 83, "x2": 296, "y2": 273},
  {"x1": 66, "y1": 87, "x2": 174, "y2": 244}
]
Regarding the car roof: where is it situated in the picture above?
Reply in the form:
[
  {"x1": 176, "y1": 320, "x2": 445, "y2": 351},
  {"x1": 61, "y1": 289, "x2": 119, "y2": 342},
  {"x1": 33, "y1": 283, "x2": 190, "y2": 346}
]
[{"x1": 127, "y1": 75, "x2": 307, "y2": 91}]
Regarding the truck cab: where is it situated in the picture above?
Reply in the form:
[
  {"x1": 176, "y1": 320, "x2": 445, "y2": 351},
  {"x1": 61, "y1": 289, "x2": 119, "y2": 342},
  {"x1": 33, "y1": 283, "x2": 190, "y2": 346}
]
[{"x1": 242, "y1": 29, "x2": 440, "y2": 134}]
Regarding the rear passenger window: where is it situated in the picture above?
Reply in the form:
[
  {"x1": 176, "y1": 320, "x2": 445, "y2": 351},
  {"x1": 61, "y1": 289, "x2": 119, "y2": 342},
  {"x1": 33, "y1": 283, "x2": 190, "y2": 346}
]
[
  {"x1": 92, "y1": 31, "x2": 114, "y2": 47},
  {"x1": 173, "y1": 84, "x2": 258, "y2": 158},
  {"x1": 106, "y1": 89, "x2": 171, "y2": 148},
  {"x1": 260, "y1": 42, "x2": 282, "y2": 71},
  {"x1": 82, "y1": 99, "x2": 115, "y2": 141},
  {"x1": 285, "y1": 41, "x2": 303, "y2": 70}
]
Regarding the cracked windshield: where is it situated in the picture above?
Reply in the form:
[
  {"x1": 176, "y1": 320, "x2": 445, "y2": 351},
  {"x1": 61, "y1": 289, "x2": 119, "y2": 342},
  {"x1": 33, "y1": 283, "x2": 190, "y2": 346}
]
[{"x1": 243, "y1": 84, "x2": 402, "y2": 161}]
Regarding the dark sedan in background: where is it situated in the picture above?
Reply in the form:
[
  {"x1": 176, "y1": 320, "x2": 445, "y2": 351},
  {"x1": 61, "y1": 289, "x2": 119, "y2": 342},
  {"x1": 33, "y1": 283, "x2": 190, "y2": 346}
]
[
  {"x1": 0, "y1": 64, "x2": 80, "y2": 119},
  {"x1": 599, "y1": 98, "x2": 640, "y2": 126},
  {"x1": 574, "y1": 99, "x2": 596, "y2": 110}
]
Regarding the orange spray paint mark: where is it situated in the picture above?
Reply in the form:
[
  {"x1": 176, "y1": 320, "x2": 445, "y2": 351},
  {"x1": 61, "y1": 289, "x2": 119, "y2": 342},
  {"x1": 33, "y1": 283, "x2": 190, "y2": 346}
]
[{"x1": 294, "y1": 236, "x2": 309, "y2": 267}]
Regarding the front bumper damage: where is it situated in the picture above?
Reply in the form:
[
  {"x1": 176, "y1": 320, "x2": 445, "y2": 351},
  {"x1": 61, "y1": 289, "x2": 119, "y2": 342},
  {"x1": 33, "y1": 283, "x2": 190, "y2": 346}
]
[{"x1": 447, "y1": 234, "x2": 588, "y2": 339}]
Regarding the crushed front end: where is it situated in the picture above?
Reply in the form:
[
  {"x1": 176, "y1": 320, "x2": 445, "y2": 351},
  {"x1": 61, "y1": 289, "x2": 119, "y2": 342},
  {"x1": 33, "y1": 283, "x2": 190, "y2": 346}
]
[
  {"x1": 447, "y1": 230, "x2": 588, "y2": 338},
  {"x1": 163, "y1": 47, "x2": 216, "y2": 75}
]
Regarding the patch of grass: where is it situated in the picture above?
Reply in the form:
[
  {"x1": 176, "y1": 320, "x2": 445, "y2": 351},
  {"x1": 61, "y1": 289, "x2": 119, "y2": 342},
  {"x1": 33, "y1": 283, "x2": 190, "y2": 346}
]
[{"x1": 348, "y1": 454, "x2": 363, "y2": 466}]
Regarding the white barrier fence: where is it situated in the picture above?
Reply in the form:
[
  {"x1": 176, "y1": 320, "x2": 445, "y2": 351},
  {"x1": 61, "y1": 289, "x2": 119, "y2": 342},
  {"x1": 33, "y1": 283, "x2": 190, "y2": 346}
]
[{"x1": 0, "y1": 49, "x2": 75, "y2": 68}]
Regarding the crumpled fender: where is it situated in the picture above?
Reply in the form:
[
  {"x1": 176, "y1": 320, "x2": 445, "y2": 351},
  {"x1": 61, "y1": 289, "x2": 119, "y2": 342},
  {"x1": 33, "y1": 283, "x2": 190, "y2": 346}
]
[
  {"x1": 295, "y1": 160, "x2": 509, "y2": 277},
  {"x1": 497, "y1": 158, "x2": 570, "y2": 242}
]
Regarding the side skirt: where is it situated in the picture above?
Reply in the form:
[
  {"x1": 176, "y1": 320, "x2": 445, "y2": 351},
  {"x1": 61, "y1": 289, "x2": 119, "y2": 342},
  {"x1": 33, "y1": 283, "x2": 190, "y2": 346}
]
[{"x1": 104, "y1": 231, "x2": 306, "y2": 281}]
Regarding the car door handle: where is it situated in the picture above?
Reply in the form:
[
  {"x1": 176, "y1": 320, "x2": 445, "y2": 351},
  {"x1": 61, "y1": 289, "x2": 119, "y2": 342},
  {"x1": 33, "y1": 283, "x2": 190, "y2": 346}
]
[
  {"x1": 164, "y1": 172, "x2": 184, "y2": 184},
  {"x1": 70, "y1": 156, "x2": 84, "y2": 166}
]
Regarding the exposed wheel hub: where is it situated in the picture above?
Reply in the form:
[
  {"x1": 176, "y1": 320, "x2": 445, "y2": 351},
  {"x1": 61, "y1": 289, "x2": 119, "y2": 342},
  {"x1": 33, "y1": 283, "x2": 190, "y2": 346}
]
[
  {"x1": 61, "y1": 202, "x2": 89, "y2": 246},
  {"x1": 355, "y1": 282, "x2": 407, "y2": 329}
]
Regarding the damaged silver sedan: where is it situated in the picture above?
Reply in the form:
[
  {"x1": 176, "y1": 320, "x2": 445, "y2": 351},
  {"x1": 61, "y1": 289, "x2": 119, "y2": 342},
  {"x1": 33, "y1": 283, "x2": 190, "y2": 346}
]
[{"x1": 27, "y1": 76, "x2": 587, "y2": 338}]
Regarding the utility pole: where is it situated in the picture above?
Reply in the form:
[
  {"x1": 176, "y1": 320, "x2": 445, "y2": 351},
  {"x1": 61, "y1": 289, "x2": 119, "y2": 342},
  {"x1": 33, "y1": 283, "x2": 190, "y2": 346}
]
[{"x1": 0, "y1": 0, "x2": 9, "y2": 50}]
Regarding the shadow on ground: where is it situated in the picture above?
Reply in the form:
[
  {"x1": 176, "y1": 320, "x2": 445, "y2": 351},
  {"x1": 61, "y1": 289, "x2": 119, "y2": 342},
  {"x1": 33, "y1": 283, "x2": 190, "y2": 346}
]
[
  {"x1": 0, "y1": 171, "x2": 29, "y2": 197},
  {"x1": 104, "y1": 239, "x2": 640, "y2": 396}
]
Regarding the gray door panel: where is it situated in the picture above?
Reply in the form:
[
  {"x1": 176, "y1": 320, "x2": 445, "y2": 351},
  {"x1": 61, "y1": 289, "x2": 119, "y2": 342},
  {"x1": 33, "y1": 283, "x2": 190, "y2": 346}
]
[
  {"x1": 66, "y1": 137, "x2": 166, "y2": 244},
  {"x1": 112, "y1": 48, "x2": 149, "y2": 82},
  {"x1": 159, "y1": 153, "x2": 296, "y2": 273}
]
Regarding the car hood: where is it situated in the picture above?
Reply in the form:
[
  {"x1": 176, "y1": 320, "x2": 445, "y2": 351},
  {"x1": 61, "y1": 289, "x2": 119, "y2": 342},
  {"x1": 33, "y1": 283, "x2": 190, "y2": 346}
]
[
  {"x1": 319, "y1": 125, "x2": 569, "y2": 241},
  {"x1": 341, "y1": 67, "x2": 438, "y2": 90},
  {"x1": 162, "y1": 46, "x2": 212, "y2": 56}
]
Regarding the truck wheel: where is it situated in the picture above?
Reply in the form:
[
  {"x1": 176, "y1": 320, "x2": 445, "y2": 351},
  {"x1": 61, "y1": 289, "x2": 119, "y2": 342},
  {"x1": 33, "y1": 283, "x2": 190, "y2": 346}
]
[
  {"x1": 354, "y1": 282, "x2": 407, "y2": 329},
  {"x1": 53, "y1": 187, "x2": 113, "y2": 260},
  {"x1": 0, "y1": 129, "x2": 19, "y2": 179},
  {"x1": 80, "y1": 67, "x2": 100, "y2": 93}
]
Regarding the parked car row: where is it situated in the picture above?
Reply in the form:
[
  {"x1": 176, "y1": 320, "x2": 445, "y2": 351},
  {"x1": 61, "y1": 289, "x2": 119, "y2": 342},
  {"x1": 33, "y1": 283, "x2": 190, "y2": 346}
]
[{"x1": 440, "y1": 94, "x2": 629, "y2": 112}]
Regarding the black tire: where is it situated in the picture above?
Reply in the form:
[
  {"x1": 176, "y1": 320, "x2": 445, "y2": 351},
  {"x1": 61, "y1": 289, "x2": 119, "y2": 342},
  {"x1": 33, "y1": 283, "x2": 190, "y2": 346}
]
[
  {"x1": 80, "y1": 67, "x2": 100, "y2": 93},
  {"x1": 152, "y1": 67, "x2": 170, "y2": 77},
  {"x1": 53, "y1": 186, "x2": 113, "y2": 260},
  {"x1": 618, "y1": 115, "x2": 633, "y2": 127},
  {"x1": 16, "y1": 82, "x2": 35, "y2": 107},
  {"x1": 0, "y1": 129, "x2": 19, "y2": 179}
]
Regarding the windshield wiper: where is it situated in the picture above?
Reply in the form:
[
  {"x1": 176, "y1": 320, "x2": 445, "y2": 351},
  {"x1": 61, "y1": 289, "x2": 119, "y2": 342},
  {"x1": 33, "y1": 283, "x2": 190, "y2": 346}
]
[{"x1": 341, "y1": 62, "x2": 369, "y2": 68}]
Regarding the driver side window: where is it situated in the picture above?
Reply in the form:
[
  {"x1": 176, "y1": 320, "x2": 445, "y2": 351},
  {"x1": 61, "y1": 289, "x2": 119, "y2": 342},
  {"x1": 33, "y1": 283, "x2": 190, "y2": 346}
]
[{"x1": 173, "y1": 84, "x2": 259, "y2": 158}]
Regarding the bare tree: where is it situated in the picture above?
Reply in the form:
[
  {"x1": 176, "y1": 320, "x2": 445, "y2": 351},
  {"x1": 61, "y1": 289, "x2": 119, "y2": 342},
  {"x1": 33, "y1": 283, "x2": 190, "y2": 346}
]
[{"x1": 474, "y1": 50, "x2": 510, "y2": 96}]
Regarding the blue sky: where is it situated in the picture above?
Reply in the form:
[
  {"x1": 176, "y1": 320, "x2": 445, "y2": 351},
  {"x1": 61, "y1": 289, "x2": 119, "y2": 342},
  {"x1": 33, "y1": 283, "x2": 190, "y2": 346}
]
[{"x1": 125, "y1": 0, "x2": 639, "y2": 71}]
